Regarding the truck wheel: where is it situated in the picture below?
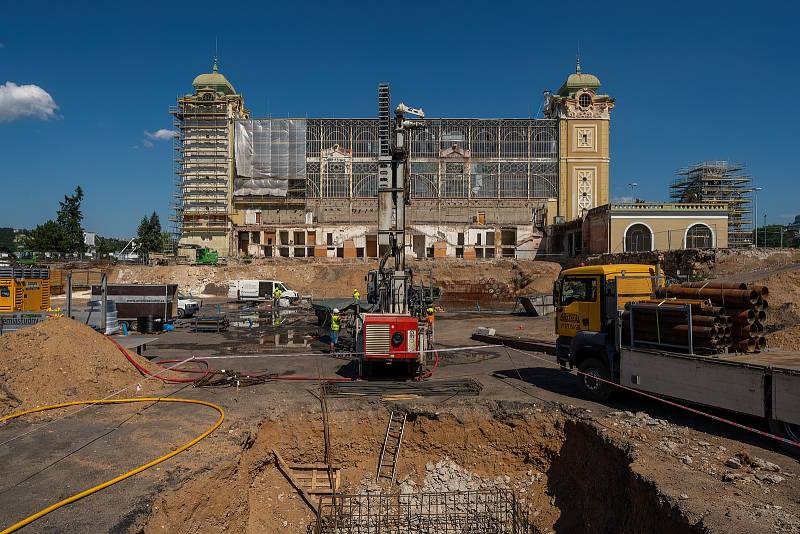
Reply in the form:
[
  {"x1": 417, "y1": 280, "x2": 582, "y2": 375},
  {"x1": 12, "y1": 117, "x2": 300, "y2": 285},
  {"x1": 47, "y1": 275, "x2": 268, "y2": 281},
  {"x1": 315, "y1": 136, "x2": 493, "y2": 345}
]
[
  {"x1": 768, "y1": 419, "x2": 800, "y2": 456},
  {"x1": 177, "y1": 308, "x2": 185, "y2": 318},
  {"x1": 577, "y1": 358, "x2": 613, "y2": 402}
]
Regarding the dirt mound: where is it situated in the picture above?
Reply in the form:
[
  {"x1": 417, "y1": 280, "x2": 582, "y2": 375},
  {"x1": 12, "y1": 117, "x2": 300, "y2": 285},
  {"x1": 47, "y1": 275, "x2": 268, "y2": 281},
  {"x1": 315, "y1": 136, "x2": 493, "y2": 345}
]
[
  {"x1": 758, "y1": 269, "x2": 800, "y2": 348},
  {"x1": 766, "y1": 325, "x2": 800, "y2": 351},
  {"x1": 110, "y1": 258, "x2": 562, "y2": 300},
  {"x1": 0, "y1": 317, "x2": 167, "y2": 415}
]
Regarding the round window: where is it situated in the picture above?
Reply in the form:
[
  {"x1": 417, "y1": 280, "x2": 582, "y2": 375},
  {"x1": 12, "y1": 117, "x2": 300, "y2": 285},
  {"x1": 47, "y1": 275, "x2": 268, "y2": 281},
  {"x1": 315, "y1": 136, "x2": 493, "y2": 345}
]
[{"x1": 579, "y1": 93, "x2": 592, "y2": 108}]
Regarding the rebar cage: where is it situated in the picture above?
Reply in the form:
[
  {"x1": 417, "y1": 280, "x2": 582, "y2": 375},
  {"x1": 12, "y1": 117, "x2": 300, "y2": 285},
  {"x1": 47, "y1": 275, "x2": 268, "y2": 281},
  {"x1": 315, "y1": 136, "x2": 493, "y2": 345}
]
[{"x1": 314, "y1": 489, "x2": 534, "y2": 534}]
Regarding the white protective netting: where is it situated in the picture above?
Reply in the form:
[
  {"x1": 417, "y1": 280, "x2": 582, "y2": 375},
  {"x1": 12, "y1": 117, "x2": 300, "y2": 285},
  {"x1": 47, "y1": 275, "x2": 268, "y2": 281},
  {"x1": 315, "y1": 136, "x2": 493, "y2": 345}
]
[{"x1": 234, "y1": 119, "x2": 307, "y2": 197}]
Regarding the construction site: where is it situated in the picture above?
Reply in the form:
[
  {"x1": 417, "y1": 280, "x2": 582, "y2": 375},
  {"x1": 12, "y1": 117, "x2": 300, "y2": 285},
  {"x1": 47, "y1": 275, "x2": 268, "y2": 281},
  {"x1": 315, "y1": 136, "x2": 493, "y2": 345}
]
[{"x1": 3, "y1": 55, "x2": 800, "y2": 534}]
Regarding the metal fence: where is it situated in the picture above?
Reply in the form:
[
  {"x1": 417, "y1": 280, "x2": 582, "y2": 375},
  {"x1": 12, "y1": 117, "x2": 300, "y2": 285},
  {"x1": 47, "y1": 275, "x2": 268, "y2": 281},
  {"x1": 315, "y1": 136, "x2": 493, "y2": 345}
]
[{"x1": 314, "y1": 489, "x2": 533, "y2": 534}]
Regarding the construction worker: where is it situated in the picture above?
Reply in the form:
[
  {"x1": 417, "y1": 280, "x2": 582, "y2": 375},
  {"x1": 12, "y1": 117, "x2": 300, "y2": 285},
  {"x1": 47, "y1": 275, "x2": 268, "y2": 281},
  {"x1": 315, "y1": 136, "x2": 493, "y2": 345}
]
[
  {"x1": 273, "y1": 284, "x2": 283, "y2": 309},
  {"x1": 330, "y1": 308, "x2": 341, "y2": 352},
  {"x1": 353, "y1": 288, "x2": 361, "y2": 305},
  {"x1": 426, "y1": 305, "x2": 435, "y2": 342}
]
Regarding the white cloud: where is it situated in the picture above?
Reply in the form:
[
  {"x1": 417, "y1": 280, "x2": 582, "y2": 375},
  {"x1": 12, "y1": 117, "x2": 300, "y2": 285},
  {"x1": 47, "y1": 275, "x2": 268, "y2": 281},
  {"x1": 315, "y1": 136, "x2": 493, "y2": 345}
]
[
  {"x1": 144, "y1": 128, "x2": 177, "y2": 141},
  {"x1": 612, "y1": 196, "x2": 636, "y2": 203},
  {"x1": 0, "y1": 81, "x2": 59, "y2": 122}
]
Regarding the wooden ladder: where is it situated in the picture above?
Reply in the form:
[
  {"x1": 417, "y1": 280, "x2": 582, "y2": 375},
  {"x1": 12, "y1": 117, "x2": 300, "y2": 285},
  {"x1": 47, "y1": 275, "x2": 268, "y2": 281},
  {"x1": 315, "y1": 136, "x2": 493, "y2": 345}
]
[{"x1": 376, "y1": 411, "x2": 406, "y2": 483}]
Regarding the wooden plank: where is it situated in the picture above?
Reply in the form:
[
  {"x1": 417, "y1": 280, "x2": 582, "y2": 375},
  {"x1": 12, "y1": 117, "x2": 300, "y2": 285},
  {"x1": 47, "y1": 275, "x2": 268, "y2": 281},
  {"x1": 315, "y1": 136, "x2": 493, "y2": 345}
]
[
  {"x1": 289, "y1": 463, "x2": 337, "y2": 470},
  {"x1": 273, "y1": 448, "x2": 318, "y2": 513}
]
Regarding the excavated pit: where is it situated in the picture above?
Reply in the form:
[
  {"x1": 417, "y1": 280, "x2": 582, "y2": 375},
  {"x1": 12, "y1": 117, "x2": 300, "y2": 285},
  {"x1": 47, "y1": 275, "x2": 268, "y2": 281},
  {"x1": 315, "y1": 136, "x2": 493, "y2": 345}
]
[{"x1": 143, "y1": 404, "x2": 700, "y2": 533}]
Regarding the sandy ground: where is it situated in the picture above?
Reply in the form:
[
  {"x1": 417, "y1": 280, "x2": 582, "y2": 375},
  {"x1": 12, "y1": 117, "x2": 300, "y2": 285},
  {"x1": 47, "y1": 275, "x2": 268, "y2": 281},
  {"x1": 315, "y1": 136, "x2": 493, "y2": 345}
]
[
  {"x1": 109, "y1": 258, "x2": 563, "y2": 300},
  {"x1": 2, "y1": 254, "x2": 800, "y2": 532},
  {"x1": 0, "y1": 305, "x2": 798, "y2": 533}
]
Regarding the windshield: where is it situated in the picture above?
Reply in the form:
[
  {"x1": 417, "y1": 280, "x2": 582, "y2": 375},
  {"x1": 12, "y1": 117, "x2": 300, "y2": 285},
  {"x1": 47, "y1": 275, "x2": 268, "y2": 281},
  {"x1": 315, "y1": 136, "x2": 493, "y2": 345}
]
[
  {"x1": 178, "y1": 292, "x2": 191, "y2": 300},
  {"x1": 278, "y1": 283, "x2": 288, "y2": 291},
  {"x1": 559, "y1": 277, "x2": 598, "y2": 307}
]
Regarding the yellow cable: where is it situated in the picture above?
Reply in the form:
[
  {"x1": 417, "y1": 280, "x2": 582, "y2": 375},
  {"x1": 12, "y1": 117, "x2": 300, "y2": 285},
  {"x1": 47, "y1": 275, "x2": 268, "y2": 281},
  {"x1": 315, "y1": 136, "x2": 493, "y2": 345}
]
[{"x1": 0, "y1": 397, "x2": 224, "y2": 534}]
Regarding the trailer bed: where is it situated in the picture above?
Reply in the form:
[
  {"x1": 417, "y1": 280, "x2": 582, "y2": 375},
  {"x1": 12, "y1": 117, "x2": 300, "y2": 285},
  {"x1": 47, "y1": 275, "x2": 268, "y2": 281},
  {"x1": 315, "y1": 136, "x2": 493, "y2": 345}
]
[{"x1": 620, "y1": 347, "x2": 800, "y2": 428}]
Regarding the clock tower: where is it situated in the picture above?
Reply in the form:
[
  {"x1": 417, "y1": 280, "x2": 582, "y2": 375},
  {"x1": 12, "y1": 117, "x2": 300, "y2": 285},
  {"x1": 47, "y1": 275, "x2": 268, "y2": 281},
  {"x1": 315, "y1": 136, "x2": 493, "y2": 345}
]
[{"x1": 545, "y1": 58, "x2": 615, "y2": 221}]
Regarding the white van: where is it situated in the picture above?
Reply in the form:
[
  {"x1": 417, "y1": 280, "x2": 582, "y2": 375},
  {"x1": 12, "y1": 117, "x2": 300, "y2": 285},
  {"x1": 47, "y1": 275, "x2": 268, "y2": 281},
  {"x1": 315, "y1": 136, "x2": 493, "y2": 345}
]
[{"x1": 228, "y1": 280, "x2": 298, "y2": 302}]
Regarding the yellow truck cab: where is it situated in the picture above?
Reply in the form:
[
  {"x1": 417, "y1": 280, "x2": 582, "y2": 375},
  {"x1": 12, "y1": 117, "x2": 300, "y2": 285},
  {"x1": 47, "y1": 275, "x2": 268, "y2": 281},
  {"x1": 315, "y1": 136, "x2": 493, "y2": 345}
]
[{"x1": 554, "y1": 263, "x2": 659, "y2": 400}]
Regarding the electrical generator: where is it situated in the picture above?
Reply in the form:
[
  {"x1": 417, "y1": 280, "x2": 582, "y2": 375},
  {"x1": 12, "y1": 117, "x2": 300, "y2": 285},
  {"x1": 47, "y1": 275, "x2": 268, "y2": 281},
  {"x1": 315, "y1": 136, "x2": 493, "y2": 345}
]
[{"x1": 356, "y1": 313, "x2": 423, "y2": 376}]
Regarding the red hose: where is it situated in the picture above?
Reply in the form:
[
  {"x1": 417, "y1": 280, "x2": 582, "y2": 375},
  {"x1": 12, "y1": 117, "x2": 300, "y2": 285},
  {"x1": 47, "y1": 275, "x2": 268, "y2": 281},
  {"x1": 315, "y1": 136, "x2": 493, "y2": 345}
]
[
  {"x1": 417, "y1": 350, "x2": 439, "y2": 380},
  {"x1": 107, "y1": 337, "x2": 200, "y2": 383},
  {"x1": 109, "y1": 337, "x2": 352, "y2": 384}
]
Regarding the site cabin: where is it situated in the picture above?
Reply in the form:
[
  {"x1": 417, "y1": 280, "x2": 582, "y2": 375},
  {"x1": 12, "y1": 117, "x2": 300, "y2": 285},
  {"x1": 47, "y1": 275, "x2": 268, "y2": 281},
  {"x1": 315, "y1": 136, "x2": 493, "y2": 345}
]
[
  {"x1": 554, "y1": 264, "x2": 800, "y2": 449},
  {"x1": 90, "y1": 284, "x2": 179, "y2": 329},
  {"x1": 227, "y1": 280, "x2": 298, "y2": 302}
]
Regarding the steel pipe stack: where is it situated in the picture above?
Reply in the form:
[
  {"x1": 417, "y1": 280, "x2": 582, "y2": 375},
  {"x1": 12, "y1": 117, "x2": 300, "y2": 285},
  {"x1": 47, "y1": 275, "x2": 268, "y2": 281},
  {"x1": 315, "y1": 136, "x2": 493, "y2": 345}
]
[
  {"x1": 653, "y1": 282, "x2": 768, "y2": 353},
  {"x1": 621, "y1": 302, "x2": 733, "y2": 353}
]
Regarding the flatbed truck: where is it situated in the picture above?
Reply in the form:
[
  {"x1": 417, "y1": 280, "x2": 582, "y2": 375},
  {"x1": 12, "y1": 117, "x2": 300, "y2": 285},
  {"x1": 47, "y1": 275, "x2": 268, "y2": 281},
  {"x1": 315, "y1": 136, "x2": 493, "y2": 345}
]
[{"x1": 550, "y1": 264, "x2": 800, "y2": 450}]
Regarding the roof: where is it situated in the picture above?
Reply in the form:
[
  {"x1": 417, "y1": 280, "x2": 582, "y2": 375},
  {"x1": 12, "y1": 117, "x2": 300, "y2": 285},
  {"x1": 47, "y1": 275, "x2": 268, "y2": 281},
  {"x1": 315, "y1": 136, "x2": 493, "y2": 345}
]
[
  {"x1": 557, "y1": 57, "x2": 602, "y2": 97},
  {"x1": 192, "y1": 59, "x2": 236, "y2": 95},
  {"x1": 561, "y1": 264, "x2": 656, "y2": 277}
]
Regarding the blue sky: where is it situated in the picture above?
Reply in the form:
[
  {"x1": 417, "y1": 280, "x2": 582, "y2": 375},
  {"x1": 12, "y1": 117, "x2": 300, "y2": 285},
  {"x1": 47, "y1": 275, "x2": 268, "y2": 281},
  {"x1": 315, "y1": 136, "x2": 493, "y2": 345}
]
[{"x1": 1, "y1": 0, "x2": 797, "y2": 237}]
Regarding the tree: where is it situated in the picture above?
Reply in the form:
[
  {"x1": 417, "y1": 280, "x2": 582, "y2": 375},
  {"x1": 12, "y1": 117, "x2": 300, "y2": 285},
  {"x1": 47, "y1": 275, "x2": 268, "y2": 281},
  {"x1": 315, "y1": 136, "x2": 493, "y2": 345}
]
[
  {"x1": 0, "y1": 228, "x2": 14, "y2": 251},
  {"x1": 753, "y1": 225, "x2": 796, "y2": 248},
  {"x1": 160, "y1": 231, "x2": 174, "y2": 253},
  {"x1": 137, "y1": 212, "x2": 163, "y2": 259},
  {"x1": 96, "y1": 236, "x2": 129, "y2": 258},
  {"x1": 30, "y1": 220, "x2": 63, "y2": 252},
  {"x1": 56, "y1": 186, "x2": 87, "y2": 254}
]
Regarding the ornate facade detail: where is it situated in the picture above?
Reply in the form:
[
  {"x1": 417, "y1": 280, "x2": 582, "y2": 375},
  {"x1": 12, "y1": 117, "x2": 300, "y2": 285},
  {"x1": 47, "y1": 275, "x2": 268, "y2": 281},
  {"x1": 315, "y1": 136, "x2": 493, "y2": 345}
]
[
  {"x1": 577, "y1": 169, "x2": 595, "y2": 216},
  {"x1": 559, "y1": 100, "x2": 611, "y2": 119}
]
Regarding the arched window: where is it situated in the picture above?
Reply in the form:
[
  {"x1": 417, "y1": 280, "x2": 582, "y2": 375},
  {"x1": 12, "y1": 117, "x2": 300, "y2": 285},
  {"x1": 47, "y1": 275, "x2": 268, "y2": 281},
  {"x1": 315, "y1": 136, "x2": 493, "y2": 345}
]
[
  {"x1": 685, "y1": 224, "x2": 713, "y2": 249},
  {"x1": 578, "y1": 93, "x2": 592, "y2": 108},
  {"x1": 625, "y1": 224, "x2": 652, "y2": 252}
]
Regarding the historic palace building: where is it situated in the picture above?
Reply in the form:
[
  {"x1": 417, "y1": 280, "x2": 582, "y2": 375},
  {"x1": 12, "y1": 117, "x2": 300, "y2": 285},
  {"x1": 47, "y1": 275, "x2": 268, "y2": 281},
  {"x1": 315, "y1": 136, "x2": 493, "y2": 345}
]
[{"x1": 172, "y1": 59, "x2": 615, "y2": 258}]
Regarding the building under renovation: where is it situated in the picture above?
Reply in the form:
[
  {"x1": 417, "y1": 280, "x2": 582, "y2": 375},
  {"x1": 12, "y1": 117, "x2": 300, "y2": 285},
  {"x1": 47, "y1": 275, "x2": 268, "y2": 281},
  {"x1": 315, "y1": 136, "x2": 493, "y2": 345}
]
[
  {"x1": 670, "y1": 162, "x2": 754, "y2": 248},
  {"x1": 172, "y1": 59, "x2": 615, "y2": 258}
]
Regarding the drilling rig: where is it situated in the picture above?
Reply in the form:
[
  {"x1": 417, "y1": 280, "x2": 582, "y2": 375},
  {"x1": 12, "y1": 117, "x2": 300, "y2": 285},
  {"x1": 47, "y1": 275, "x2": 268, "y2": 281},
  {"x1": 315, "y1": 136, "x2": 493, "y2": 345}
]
[{"x1": 355, "y1": 84, "x2": 436, "y2": 378}]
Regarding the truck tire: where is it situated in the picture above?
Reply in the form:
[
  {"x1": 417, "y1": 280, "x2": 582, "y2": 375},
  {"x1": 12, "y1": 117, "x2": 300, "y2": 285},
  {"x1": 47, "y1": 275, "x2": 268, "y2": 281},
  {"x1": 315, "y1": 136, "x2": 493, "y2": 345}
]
[
  {"x1": 577, "y1": 357, "x2": 613, "y2": 402},
  {"x1": 177, "y1": 308, "x2": 185, "y2": 318},
  {"x1": 768, "y1": 419, "x2": 800, "y2": 456}
]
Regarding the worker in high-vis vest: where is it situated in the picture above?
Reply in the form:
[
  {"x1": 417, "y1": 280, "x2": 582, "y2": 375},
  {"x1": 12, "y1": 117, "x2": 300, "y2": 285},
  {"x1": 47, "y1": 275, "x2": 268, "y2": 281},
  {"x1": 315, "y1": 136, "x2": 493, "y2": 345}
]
[
  {"x1": 426, "y1": 306, "x2": 435, "y2": 341},
  {"x1": 273, "y1": 285, "x2": 282, "y2": 308},
  {"x1": 353, "y1": 288, "x2": 361, "y2": 304},
  {"x1": 330, "y1": 308, "x2": 341, "y2": 352}
]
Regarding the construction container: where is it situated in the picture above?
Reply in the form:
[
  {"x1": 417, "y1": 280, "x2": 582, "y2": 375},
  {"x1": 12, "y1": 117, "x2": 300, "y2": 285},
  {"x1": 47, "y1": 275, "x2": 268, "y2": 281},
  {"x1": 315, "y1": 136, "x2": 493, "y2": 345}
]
[{"x1": 0, "y1": 267, "x2": 51, "y2": 312}]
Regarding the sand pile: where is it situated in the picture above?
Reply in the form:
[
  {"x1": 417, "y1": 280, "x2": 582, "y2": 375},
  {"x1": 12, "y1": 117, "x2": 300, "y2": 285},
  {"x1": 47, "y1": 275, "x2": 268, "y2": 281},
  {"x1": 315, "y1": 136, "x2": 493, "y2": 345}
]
[{"x1": 0, "y1": 317, "x2": 169, "y2": 415}]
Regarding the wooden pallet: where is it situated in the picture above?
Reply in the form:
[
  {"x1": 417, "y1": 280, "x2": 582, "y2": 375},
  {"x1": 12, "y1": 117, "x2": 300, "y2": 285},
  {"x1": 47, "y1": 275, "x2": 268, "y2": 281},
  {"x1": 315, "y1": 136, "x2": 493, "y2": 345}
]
[
  {"x1": 273, "y1": 449, "x2": 341, "y2": 514},
  {"x1": 289, "y1": 463, "x2": 341, "y2": 495}
]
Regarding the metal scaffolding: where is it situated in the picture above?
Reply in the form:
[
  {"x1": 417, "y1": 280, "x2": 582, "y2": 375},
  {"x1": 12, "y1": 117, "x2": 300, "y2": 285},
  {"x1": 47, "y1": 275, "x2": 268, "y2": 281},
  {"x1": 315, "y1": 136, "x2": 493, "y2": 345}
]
[
  {"x1": 671, "y1": 161, "x2": 755, "y2": 247},
  {"x1": 170, "y1": 96, "x2": 236, "y2": 240}
]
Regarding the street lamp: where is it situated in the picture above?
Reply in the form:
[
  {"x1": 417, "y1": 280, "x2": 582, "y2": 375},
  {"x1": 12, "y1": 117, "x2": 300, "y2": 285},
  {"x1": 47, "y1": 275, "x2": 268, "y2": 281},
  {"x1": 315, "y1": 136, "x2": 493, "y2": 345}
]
[
  {"x1": 764, "y1": 213, "x2": 768, "y2": 249},
  {"x1": 753, "y1": 187, "x2": 763, "y2": 247},
  {"x1": 628, "y1": 182, "x2": 639, "y2": 201}
]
